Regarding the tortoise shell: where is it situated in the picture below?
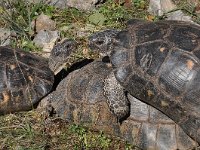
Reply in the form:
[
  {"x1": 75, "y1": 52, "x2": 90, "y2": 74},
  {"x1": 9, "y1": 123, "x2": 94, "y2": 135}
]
[
  {"x1": 39, "y1": 60, "x2": 197, "y2": 149},
  {"x1": 110, "y1": 19, "x2": 200, "y2": 143},
  {"x1": 121, "y1": 94, "x2": 197, "y2": 149},
  {"x1": 38, "y1": 61, "x2": 121, "y2": 135},
  {"x1": 0, "y1": 46, "x2": 54, "y2": 114}
]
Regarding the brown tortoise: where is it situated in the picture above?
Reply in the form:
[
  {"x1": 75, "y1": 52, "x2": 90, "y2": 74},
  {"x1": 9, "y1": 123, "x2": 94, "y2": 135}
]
[
  {"x1": 39, "y1": 39, "x2": 198, "y2": 149},
  {"x1": 89, "y1": 19, "x2": 200, "y2": 144},
  {"x1": 39, "y1": 59, "x2": 198, "y2": 150},
  {"x1": 0, "y1": 46, "x2": 54, "y2": 114},
  {"x1": 0, "y1": 39, "x2": 78, "y2": 114}
]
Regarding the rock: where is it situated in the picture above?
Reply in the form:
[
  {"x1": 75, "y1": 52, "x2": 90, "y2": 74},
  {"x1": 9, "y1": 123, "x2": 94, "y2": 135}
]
[
  {"x1": 66, "y1": 0, "x2": 100, "y2": 11},
  {"x1": 33, "y1": 30, "x2": 60, "y2": 57},
  {"x1": 148, "y1": 0, "x2": 195, "y2": 23},
  {"x1": 32, "y1": 13, "x2": 56, "y2": 33},
  {"x1": 148, "y1": 0, "x2": 176, "y2": 16},
  {"x1": 27, "y1": 0, "x2": 104, "y2": 11},
  {"x1": 166, "y1": 10, "x2": 194, "y2": 22},
  {"x1": 0, "y1": 28, "x2": 11, "y2": 46},
  {"x1": 47, "y1": 0, "x2": 68, "y2": 9}
]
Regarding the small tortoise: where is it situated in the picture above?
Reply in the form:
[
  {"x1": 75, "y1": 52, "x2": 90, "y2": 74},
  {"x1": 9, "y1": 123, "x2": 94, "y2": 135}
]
[
  {"x1": 0, "y1": 46, "x2": 54, "y2": 114},
  {"x1": 39, "y1": 59, "x2": 198, "y2": 150},
  {"x1": 39, "y1": 60, "x2": 122, "y2": 135},
  {"x1": 89, "y1": 19, "x2": 200, "y2": 144}
]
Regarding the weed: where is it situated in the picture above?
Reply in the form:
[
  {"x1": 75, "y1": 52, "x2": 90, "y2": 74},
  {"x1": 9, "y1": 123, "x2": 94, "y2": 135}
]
[
  {"x1": 0, "y1": 0, "x2": 55, "y2": 51},
  {"x1": 0, "y1": 111, "x2": 137, "y2": 149}
]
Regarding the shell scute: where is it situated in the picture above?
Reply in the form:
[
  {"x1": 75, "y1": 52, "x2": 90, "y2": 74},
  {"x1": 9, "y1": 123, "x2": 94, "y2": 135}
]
[
  {"x1": 135, "y1": 41, "x2": 169, "y2": 76},
  {"x1": 0, "y1": 46, "x2": 54, "y2": 114}
]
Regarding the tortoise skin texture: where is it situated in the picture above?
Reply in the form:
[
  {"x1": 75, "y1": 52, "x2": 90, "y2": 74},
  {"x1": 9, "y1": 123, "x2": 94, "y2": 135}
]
[
  {"x1": 110, "y1": 20, "x2": 200, "y2": 143},
  {"x1": 48, "y1": 39, "x2": 78, "y2": 74},
  {"x1": 0, "y1": 46, "x2": 54, "y2": 114},
  {"x1": 39, "y1": 61, "x2": 198, "y2": 150}
]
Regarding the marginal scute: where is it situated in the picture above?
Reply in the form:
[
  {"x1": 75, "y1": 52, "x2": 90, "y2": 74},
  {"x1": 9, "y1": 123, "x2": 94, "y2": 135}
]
[
  {"x1": 156, "y1": 125, "x2": 177, "y2": 150},
  {"x1": 139, "y1": 123, "x2": 157, "y2": 149},
  {"x1": 127, "y1": 94, "x2": 149, "y2": 121},
  {"x1": 121, "y1": 94, "x2": 197, "y2": 149},
  {"x1": 125, "y1": 74, "x2": 147, "y2": 97}
]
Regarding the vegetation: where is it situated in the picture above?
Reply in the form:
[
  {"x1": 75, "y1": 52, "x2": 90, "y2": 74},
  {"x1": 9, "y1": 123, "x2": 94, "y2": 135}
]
[
  {"x1": 0, "y1": 111, "x2": 138, "y2": 149},
  {"x1": 0, "y1": 0, "x2": 150, "y2": 51}
]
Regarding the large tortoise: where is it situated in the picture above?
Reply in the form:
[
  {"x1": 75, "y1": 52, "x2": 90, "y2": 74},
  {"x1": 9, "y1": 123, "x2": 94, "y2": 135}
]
[
  {"x1": 89, "y1": 19, "x2": 200, "y2": 144},
  {"x1": 39, "y1": 58, "x2": 198, "y2": 149}
]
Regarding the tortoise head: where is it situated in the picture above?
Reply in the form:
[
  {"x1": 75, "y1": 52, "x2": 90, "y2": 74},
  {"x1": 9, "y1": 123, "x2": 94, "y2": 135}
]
[
  {"x1": 88, "y1": 29, "x2": 120, "y2": 56},
  {"x1": 48, "y1": 39, "x2": 78, "y2": 74}
]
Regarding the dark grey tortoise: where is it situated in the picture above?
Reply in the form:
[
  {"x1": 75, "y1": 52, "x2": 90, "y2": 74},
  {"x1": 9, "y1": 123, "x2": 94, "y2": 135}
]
[
  {"x1": 89, "y1": 19, "x2": 200, "y2": 144},
  {"x1": 0, "y1": 46, "x2": 54, "y2": 114},
  {"x1": 38, "y1": 60, "x2": 122, "y2": 135},
  {"x1": 39, "y1": 59, "x2": 198, "y2": 150},
  {"x1": 0, "y1": 39, "x2": 78, "y2": 114}
]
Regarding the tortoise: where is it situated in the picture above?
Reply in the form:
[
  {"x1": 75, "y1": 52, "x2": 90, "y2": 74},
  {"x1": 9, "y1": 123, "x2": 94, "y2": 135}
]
[
  {"x1": 38, "y1": 58, "x2": 198, "y2": 149},
  {"x1": 1, "y1": 38, "x2": 198, "y2": 149},
  {"x1": 88, "y1": 19, "x2": 200, "y2": 144},
  {"x1": 0, "y1": 46, "x2": 54, "y2": 114}
]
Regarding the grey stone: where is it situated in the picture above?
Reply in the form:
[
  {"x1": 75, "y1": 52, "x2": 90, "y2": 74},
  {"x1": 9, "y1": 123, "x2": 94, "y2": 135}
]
[
  {"x1": 148, "y1": 0, "x2": 176, "y2": 16},
  {"x1": 32, "y1": 13, "x2": 56, "y2": 32},
  {"x1": 0, "y1": 28, "x2": 11, "y2": 46},
  {"x1": 66, "y1": 0, "x2": 99, "y2": 11},
  {"x1": 27, "y1": 0, "x2": 104, "y2": 11},
  {"x1": 33, "y1": 30, "x2": 60, "y2": 57},
  {"x1": 166, "y1": 10, "x2": 194, "y2": 22}
]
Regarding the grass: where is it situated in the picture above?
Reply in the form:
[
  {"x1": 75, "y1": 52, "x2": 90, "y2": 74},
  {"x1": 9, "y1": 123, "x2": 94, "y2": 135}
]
[
  {"x1": 0, "y1": 111, "x2": 137, "y2": 150},
  {"x1": 0, "y1": 0, "x2": 151, "y2": 51}
]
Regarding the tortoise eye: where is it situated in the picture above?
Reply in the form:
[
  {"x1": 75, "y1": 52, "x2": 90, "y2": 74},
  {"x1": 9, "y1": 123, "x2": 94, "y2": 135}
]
[{"x1": 96, "y1": 40, "x2": 104, "y2": 45}]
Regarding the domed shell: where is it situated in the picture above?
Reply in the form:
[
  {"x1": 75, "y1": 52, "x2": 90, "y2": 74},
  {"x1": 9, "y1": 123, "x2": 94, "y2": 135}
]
[
  {"x1": 39, "y1": 61, "x2": 121, "y2": 135},
  {"x1": 111, "y1": 19, "x2": 200, "y2": 144},
  {"x1": 0, "y1": 47, "x2": 54, "y2": 114}
]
